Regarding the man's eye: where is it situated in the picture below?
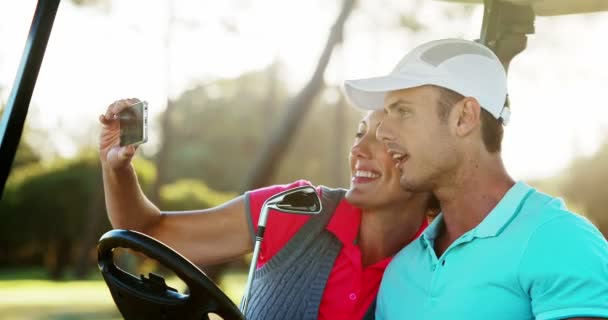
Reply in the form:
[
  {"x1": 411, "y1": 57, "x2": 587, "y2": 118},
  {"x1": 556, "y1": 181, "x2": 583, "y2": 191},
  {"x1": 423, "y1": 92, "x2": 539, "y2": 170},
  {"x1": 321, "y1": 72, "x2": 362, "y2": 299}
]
[
  {"x1": 355, "y1": 132, "x2": 364, "y2": 138},
  {"x1": 398, "y1": 107, "x2": 409, "y2": 116}
]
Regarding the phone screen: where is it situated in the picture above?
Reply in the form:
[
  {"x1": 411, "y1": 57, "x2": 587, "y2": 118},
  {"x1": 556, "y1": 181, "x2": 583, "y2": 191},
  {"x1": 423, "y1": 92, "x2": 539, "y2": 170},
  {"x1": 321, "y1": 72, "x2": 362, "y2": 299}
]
[{"x1": 119, "y1": 101, "x2": 148, "y2": 147}]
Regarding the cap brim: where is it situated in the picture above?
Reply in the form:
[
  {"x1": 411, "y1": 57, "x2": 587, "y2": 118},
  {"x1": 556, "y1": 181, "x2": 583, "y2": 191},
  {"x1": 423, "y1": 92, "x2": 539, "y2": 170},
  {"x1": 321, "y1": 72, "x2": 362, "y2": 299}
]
[{"x1": 344, "y1": 75, "x2": 428, "y2": 110}]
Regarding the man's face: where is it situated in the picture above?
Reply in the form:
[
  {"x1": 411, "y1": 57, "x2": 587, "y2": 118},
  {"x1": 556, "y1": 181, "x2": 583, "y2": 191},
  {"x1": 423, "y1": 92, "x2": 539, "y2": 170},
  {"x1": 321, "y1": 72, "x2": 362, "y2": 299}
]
[{"x1": 376, "y1": 86, "x2": 459, "y2": 192}]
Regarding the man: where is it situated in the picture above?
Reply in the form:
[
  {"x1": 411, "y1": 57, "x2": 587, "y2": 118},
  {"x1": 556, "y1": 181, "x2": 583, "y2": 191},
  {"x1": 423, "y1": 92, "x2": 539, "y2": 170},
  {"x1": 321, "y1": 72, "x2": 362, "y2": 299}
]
[{"x1": 344, "y1": 38, "x2": 608, "y2": 319}]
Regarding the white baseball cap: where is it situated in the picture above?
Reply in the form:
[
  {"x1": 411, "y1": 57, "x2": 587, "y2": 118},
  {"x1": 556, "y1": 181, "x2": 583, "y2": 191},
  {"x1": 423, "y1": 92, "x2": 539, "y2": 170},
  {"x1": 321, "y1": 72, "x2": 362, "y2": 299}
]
[{"x1": 344, "y1": 38, "x2": 511, "y2": 124}]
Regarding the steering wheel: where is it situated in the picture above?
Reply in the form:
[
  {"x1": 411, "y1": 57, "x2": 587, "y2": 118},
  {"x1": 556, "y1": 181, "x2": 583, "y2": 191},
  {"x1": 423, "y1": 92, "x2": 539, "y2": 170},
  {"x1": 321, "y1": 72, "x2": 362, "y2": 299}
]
[{"x1": 97, "y1": 229, "x2": 245, "y2": 320}]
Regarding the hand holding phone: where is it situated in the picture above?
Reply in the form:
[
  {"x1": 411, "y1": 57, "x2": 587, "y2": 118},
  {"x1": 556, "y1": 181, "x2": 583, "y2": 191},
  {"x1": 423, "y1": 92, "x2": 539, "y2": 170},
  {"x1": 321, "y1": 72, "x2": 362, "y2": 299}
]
[{"x1": 119, "y1": 101, "x2": 148, "y2": 147}]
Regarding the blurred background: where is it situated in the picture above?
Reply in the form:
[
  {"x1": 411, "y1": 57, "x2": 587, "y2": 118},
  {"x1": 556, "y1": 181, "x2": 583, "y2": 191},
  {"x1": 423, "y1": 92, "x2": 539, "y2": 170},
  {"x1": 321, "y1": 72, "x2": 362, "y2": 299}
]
[{"x1": 0, "y1": 0, "x2": 607, "y2": 319}]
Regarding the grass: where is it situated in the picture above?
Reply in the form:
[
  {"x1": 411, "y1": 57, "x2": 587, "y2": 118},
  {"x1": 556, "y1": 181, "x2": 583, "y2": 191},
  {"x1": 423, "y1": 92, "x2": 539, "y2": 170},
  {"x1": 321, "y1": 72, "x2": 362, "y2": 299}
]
[
  {"x1": 0, "y1": 267, "x2": 247, "y2": 320},
  {"x1": 0, "y1": 278, "x2": 120, "y2": 320}
]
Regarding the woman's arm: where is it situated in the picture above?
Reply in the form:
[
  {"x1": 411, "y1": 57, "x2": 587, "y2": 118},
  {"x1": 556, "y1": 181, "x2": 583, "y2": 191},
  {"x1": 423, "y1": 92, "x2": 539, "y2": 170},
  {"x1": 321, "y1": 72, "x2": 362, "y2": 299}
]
[{"x1": 100, "y1": 98, "x2": 252, "y2": 266}]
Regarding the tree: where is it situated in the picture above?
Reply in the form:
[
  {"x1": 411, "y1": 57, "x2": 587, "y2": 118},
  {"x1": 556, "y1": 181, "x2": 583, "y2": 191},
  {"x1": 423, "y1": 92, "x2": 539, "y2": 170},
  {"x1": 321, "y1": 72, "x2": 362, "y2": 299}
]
[
  {"x1": 160, "y1": 67, "x2": 287, "y2": 192},
  {"x1": 241, "y1": 0, "x2": 356, "y2": 191},
  {"x1": 156, "y1": 74, "x2": 362, "y2": 193},
  {"x1": 0, "y1": 154, "x2": 156, "y2": 279}
]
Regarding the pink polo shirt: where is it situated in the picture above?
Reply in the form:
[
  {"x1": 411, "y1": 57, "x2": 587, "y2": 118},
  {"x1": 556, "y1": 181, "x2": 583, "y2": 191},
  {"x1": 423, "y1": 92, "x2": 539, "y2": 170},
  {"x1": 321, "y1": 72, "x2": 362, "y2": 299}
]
[{"x1": 247, "y1": 180, "x2": 427, "y2": 320}]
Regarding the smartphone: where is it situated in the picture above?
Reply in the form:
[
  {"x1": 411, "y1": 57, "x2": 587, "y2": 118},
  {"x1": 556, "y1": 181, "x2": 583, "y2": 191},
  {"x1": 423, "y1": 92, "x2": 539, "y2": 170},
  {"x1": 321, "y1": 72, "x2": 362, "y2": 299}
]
[{"x1": 119, "y1": 101, "x2": 148, "y2": 147}]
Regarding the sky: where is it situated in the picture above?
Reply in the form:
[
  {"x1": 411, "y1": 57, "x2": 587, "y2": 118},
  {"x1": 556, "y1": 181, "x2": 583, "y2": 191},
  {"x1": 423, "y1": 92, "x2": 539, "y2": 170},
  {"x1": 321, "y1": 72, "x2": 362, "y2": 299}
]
[{"x1": 0, "y1": 0, "x2": 607, "y2": 180}]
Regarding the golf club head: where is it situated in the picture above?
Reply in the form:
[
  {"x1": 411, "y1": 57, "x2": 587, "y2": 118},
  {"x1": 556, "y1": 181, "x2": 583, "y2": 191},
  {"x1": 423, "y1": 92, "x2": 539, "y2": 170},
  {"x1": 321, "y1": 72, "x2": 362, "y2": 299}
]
[
  {"x1": 241, "y1": 185, "x2": 322, "y2": 314},
  {"x1": 267, "y1": 185, "x2": 322, "y2": 215}
]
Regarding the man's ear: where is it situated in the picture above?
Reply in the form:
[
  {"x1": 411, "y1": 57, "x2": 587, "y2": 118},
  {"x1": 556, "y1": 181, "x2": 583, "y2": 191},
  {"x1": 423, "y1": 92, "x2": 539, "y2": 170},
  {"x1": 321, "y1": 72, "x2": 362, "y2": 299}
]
[{"x1": 451, "y1": 97, "x2": 481, "y2": 137}]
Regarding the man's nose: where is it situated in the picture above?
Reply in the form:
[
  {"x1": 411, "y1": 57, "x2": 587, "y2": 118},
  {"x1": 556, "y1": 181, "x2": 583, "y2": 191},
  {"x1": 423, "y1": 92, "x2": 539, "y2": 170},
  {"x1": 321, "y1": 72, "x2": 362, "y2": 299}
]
[{"x1": 376, "y1": 117, "x2": 395, "y2": 143}]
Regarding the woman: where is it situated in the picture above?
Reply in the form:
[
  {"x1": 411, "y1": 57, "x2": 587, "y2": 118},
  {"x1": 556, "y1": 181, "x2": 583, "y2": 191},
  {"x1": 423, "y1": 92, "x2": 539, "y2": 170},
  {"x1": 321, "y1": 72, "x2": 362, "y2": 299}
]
[{"x1": 99, "y1": 98, "x2": 436, "y2": 320}]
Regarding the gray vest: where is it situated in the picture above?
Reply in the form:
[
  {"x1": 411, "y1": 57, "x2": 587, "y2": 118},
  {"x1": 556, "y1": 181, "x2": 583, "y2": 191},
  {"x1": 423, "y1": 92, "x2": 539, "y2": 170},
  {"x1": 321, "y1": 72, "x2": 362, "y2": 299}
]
[{"x1": 245, "y1": 187, "x2": 346, "y2": 320}]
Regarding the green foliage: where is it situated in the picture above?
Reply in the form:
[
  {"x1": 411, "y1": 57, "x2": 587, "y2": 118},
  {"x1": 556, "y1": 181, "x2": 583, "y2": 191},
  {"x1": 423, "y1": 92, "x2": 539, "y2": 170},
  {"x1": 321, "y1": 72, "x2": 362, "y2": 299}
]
[
  {"x1": 2, "y1": 156, "x2": 98, "y2": 245},
  {"x1": 12, "y1": 140, "x2": 41, "y2": 168},
  {"x1": 0, "y1": 154, "x2": 156, "y2": 267},
  {"x1": 160, "y1": 179, "x2": 236, "y2": 211},
  {"x1": 132, "y1": 157, "x2": 157, "y2": 196},
  {"x1": 560, "y1": 141, "x2": 608, "y2": 235},
  {"x1": 162, "y1": 67, "x2": 360, "y2": 192},
  {"x1": 273, "y1": 98, "x2": 361, "y2": 189},
  {"x1": 0, "y1": 149, "x2": 239, "y2": 275},
  {"x1": 163, "y1": 68, "x2": 285, "y2": 192}
]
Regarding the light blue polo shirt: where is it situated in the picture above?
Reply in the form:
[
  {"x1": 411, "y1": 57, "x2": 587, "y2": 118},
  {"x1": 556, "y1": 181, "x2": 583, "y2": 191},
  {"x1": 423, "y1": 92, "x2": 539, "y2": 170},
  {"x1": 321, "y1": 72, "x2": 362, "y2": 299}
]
[{"x1": 376, "y1": 181, "x2": 608, "y2": 320}]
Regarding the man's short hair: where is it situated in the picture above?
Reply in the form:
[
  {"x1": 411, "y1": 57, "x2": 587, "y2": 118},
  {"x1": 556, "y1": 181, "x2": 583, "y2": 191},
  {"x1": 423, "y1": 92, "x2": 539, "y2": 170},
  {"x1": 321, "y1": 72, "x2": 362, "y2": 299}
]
[{"x1": 433, "y1": 85, "x2": 503, "y2": 153}]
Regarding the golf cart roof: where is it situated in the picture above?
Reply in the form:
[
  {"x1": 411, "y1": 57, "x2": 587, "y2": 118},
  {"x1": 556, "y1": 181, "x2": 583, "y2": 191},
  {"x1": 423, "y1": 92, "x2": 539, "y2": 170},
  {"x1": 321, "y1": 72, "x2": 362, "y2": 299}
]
[{"x1": 438, "y1": 0, "x2": 608, "y2": 16}]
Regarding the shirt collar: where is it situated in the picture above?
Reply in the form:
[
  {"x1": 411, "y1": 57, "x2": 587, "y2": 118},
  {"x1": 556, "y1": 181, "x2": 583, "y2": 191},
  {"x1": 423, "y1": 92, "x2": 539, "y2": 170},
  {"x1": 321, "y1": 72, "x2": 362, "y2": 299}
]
[
  {"x1": 420, "y1": 181, "x2": 534, "y2": 244},
  {"x1": 473, "y1": 181, "x2": 534, "y2": 238},
  {"x1": 421, "y1": 212, "x2": 443, "y2": 242},
  {"x1": 326, "y1": 199, "x2": 361, "y2": 246}
]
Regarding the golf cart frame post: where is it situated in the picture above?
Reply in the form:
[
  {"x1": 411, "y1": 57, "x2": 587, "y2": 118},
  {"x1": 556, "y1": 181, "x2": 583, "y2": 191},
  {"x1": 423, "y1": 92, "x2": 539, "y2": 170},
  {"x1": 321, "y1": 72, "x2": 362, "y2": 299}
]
[
  {"x1": 0, "y1": 0, "x2": 60, "y2": 195},
  {"x1": 479, "y1": 0, "x2": 536, "y2": 111},
  {"x1": 480, "y1": 0, "x2": 535, "y2": 72}
]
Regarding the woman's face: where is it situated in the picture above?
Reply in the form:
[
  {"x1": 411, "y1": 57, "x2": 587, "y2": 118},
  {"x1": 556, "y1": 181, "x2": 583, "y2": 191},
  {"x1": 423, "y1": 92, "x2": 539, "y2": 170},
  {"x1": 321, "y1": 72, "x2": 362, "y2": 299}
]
[{"x1": 345, "y1": 110, "x2": 413, "y2": 209}]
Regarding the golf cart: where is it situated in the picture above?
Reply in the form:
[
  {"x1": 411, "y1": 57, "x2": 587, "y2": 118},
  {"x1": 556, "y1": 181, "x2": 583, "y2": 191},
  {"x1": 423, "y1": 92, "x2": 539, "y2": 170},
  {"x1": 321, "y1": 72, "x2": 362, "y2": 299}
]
[{"x1": 0, "y1": 0, "x2": 606, "y2": 319}]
